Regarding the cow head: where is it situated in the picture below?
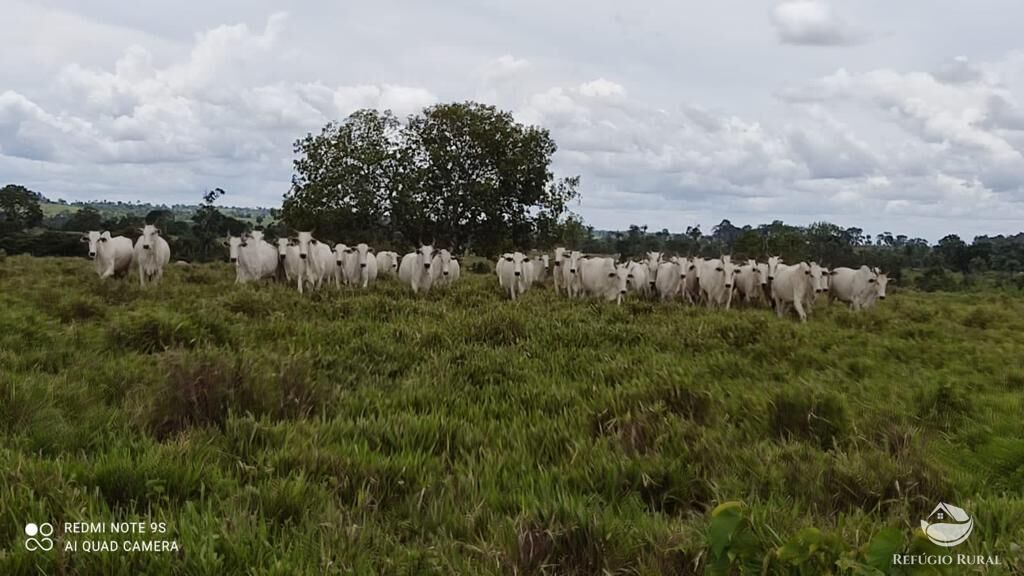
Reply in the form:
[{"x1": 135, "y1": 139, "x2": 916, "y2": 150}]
[
  {"x1": 82, "y1": 230, "x2": 104, "y2": 258},
  {"x1": 756, "y1": 262, "x2": 769, "y2": 286},
  {"x1": 552, "y1": 247, "x2": 566, "y2": 268},
  {"x1": 766, "y1": 256, "x2": 783, "y2": 281},
  {"x1": 418, "y1": 245, "x2": 435, "y2": 270},
  {"x1": 295, "y1": 231, "x2": 318, "y2": 260},
  {"x1": 645, "y1": 251, "x2": 663, "y2": 287},
  {"x1": 435, "y1": 249, "x2": 453, "y2": 276},
  {"x1": 223, "y1": 235, "x2": 242, "y2": 263},
  {"x1": 355, "y1": 244, "x2": 373, "y2": 269},
  {"x1": 723, "y1": 260, "x2": 740, "y2": 289},
  {"x1": 568, "y1": 251, "x2": 583, "y2": 275},
  {"x1": 139, "y1": 224, "x2": 161, "y2": 250},
  {"x1": 874, "y1": 272, "x2": 889, "y2": 300},
  {"x1": 613, "y1": 263, "x2": 630, "y2": 303},
  {"x1": 509, "y1": 252, "x2": 527, "y2": 278},
  {"x1": 333, "y1": 244, "x2": 349, "y2": 267}
]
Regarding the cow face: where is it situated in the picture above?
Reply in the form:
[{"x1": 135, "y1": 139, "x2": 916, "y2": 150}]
[
  {"x1": 436, "y1": 249, "x2": 452, "y2": 276},
  {"x1": 82, "y1": 230, "x2": 103, "y2": 258},
  {"x1": 333, "y1": 244, "x2": 348, "y2": 267},
  {"x1": 723, "y1": 261, "x2": 740, "y2": 289},
  {"x1": 356, "y1": 244, "x2": 372, "y2": 269},
  {"x1": 139, "y1": 224, "x2": 161, "y2": 250},
  {"x1": 614, "y1": 263, "x2": 630, "y2": 297},
  {"x1": 295, "y1": 231, "x2": 318, "y2": 260},
  {"x1": 568, "y1": 251, "x2": 583, "y2": 275},
  {"x1": 766, "y1": 256, "x2": 783, "y2": 282},
  {"x1": 809, "y1": 262, "x2": 828, "y2": 292},
  {"x1": 553, "y1": 247, "x2": 566, "y2": 268},
  {"x1": 276, "y1": 238, "x2": 294, "y2": 261},
  {"x1": 875, "y1": 273, "x2": 889, "y2": 300},
  {"x1": 510, "y1": 252, "x2": 527, "y2": 278},
  {"x1": 223, "y1": 236, "x2": 242, "y2": 263},
  {"x1": 756, "y1": 262, "x2": 769, "y2": 286},
  {"x1": 805, "y1": 262, "x2": 823, "y2": 290},
  {"x1": 418, "y1": 245, "x2": 435, "y2": 270},
  {"x1": 645, "y1": 251, "x2": 662, "y2": 286}
]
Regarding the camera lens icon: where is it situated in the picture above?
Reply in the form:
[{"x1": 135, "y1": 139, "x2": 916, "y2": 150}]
[{"x1": 25, "y1": 522, "x2": 54, "y2": 551}]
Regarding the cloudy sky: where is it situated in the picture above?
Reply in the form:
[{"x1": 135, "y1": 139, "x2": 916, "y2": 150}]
[{"x1": 3, "y1": 0, "x2": 1024, "y2": 240}]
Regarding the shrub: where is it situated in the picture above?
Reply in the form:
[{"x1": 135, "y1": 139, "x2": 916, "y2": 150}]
[
  {"x1": 468, "y1": 260, "x2": 491, "y2": 274},
  {"x1": 108, "y1": 309, "x2": 232, "y2": 353},
  {"x1": 143, "y1": 352, "x2": 248, "y2": 439},
  {"x1": 769, "y1": 389, "x2": 848, "y2": 449},
  {"x1": 916, "y1": 382, "x2": 972, "y2": 429}
]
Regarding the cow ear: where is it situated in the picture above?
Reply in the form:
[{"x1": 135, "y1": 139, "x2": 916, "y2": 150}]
[
  {"x1": 524, "y1": 257, "x2": 531, "y2": 262},
  {"x1": 80, "y1": 235, "x2": 89, "y2": 243}
]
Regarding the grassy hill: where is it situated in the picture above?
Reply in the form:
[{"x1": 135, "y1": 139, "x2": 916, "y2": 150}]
[{"x1": 0, "y1": 255, "x2": 1021, "y2": 573}]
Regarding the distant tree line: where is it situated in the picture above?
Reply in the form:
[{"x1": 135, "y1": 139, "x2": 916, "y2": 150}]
[
  {"x1": 566, "y1": 219, "x2": 1024, "y2": 291},
  {"x1": 0, "y1": 184, "x2": 270, "y2": 262}
]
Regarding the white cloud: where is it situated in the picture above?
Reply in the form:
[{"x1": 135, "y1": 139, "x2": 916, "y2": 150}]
[
  {"x1": 0, "y1": 12, "x2": 437, "y2": 206},
  {"x1": 771, "y1": 1, "x2": 866, "y2": 46},
  {"x1": 4, "y1": 1, "x2": 1024, "y2": 240}
]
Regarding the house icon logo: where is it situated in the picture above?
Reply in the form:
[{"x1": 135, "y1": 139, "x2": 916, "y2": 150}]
[{"x1": 921, "y1": 502, "x2": 973, "y2": 547}]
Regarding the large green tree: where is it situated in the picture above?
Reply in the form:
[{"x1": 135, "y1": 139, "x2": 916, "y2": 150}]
[
  {"x1": 282, "y1": 102, "x2": 579, "y2": 254},
  {"x1": 284, "y1": 109, "x2": 405, "y2": 242},
  {"x1": 0, "y1": 184, "x2": 44, "y2": 234}
]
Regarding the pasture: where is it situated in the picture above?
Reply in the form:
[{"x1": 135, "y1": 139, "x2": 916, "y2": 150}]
[{"x1": 1, "y1": 255, "x2": 1022, "y2": 574}]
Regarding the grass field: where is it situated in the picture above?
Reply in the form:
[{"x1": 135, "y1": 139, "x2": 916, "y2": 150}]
[{"x1": 1, "y1": 255, "x2": 1022, "y2": 574}]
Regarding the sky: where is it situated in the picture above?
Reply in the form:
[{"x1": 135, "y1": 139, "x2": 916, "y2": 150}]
[{"x1": 3, "y1": 1, "x2": 1024, "y2": 241}]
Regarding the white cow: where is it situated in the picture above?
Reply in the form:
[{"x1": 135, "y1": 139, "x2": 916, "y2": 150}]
[
  {"x1": 527, "y1": 254, "x2": 549, "y2": 286},
  {"x1": 334, "y1": 244, "x2": 353, "y2": 286},
  {"x1": 580, "y1": 258, "x2": 629, "y2": 305},
  {"x1": 277, "y1": 238, "x2": 305, "y2": 292},
  {"x1": 644, "y1": 251, "x2": 663, "y2": 296},
  {"x1": 83, "y1": 230, "x2": 134, "y2": 279},
  {"x1": 224, "y1": 235, "x2": 245, "y2": 282},
  {"x1": 552, "y1": 247, "x2": 568, "y2": 295},
  {"x1": 654, "y1": 260, "x2": 682, "y2": 301},
  {"x1": 294, "y1": 232, "x2": 333, "y2": 292},
  {"x1": 626, "y1": 261, "x2": 650, "y2": 297},
  {"x1": 398, "y1": 245, "x2": 437, "y2": 294},
  {"x1": 697, "y1": 257, "x2": 740, "y2": 309},
  {"x1": 238, "y1": 233, "x2": 279, "y2": 283},
  {"x1": 564, "y1": 250, "x2": 585, "y2": 298},
  {"x1": 432, "y1": 249, "x2": 459, "y2": 288},
  {"x1": 829, "y1": 266, "x2": 887, "y2": 310},
  {"x1": 337, "y1": 243, "x2": 378, "y2": 288},
  {"x1": 496, "y1": 252, "x2": 531, "y2": 300},
  {"x1": 771, "y1": 262, "x2": 818, "y2": 322},
  {"x1": 678, "y1": 257, "x2": 700, "y2": 304},
  {"x1": 133, "y1": 224, "x2": 170, "y2": 287},
  {"x1": 376, "y1": 251, "x2": 400, "y2": 277},
  {"x1": 734, "y1": 259, "x2": 767, "y2": 306}
]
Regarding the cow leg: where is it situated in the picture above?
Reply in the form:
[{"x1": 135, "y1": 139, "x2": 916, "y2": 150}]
[{"x1": 793, "y1": 297, "x2": 807, "y2": 322}]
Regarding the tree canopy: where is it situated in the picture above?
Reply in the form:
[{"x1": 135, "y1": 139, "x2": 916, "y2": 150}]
[
  {"x1": 0, "y1": 184, "x2": 44, "y2": 234},
  {"x1": 282, "y1": 102, "x2": 580, "y2": 255}
]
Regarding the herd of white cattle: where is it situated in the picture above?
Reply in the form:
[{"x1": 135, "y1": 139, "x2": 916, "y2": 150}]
[
  {"x1": 496, "y1": 249, "x2": 889, "y2": 322},
  {"x1": 81, "y1": 229, "x2": 888, "y2": 321}
]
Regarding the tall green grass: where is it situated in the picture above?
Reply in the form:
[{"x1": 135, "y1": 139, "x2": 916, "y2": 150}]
[{"x1": 0, "y1": 255, "x2": 1022, "y2": 574}]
